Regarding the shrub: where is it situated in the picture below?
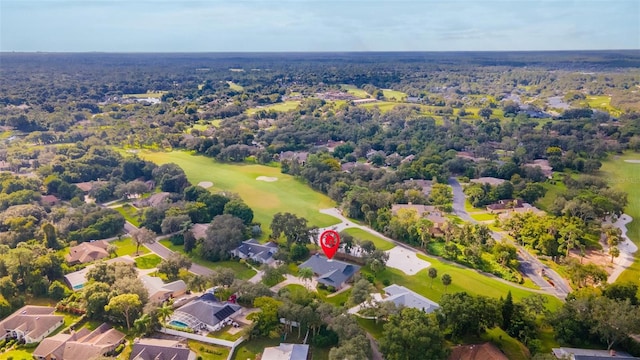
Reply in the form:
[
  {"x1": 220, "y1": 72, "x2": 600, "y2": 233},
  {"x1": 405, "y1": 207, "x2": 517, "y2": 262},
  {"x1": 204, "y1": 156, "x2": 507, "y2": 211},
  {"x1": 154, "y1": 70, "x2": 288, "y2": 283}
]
[{"x1": 382, "y1": 279, "x2": 391, "y2": 286}]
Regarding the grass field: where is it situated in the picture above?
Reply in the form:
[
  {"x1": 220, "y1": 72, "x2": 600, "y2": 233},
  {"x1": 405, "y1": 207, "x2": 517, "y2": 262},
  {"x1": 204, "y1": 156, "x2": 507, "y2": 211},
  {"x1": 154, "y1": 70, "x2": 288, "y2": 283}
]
[
  {"x1": 139, "y1": 151, "x2": 339, "y2": 236},
  {"x1": 0, "y1": 348, "x2": 34, "y2": 360},
  {"x1": 135, "y1": 254, "x2": 162, "y2": 269},
  {"x1": 481, "y1": 327, "x2": 530, "y2": 360},
  {"x1": 599, "y1": 152, "x2": 640, "y2": 293},
  {"x1": 246, "y1": 101, "x2": 301, "y2": 115},
  {"x1": 536, "y1": 173, "x2": 568, "y2": 211},
  {"x1": 358, "y1": 101, "x2": 399, "y2": 113},
  {"x1": 159, "y1": 239, "x2": 257, "y2": 279},
  {"x1": 342, "y1": 227, "x2": 395, "y2": 251},
  {"x1": 123, "y1": 91, "x2": 166, "y2": 99},
  {"x1": 382, "y1": 89, "x2": 407, "y2": 101},
  {"x1": 114, "y1": 204, "x2": 140, "y2": 227},
  {"x1": 579, "y1": 95, "x2": 622, "y2": 117},
  {"x1": 112, "y1": 236, "x2": 149, "y2": 257},
  {"x1": 226, "y1": 81, "x2": 244, "y2": 91},
  {"x1": 340, "y1": 84, "x2": 370, "y2": 98},
  {"x1": 470, "y1": 213, "x2": 496, "y2": 222},
  {"x1": 188, "y1": 340, "x2": 229, "y2": 360},
  {"x1": 363, "y1": 254, "x2": 562, "y2": 310}
]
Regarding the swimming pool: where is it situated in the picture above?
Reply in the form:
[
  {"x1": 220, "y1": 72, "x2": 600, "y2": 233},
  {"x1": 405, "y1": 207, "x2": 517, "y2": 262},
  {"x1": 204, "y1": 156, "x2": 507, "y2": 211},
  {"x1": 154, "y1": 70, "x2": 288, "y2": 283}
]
[{"x1": 169, "y1": 320, "x2": 189, "y2": 329}]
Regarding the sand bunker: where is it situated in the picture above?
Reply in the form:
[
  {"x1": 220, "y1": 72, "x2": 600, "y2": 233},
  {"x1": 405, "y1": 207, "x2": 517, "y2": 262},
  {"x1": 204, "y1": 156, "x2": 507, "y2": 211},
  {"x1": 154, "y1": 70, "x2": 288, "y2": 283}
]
[
  {"x1": 256, "y1": 176, "x2": 278, "y2": 182},
  {"x1": 623, "y1": 160, "x2": 640, "y2": 163},
  {"x1": 198, "y1": 181, "x2": 213, "y2": 188}
]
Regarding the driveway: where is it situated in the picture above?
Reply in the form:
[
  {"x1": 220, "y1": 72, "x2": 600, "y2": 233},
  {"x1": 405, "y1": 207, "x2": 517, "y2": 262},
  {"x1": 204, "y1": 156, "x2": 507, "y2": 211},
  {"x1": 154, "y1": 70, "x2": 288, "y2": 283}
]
[
  {"x1": 449, "y1": 177, "x2": 570, "y2": 298},
  {"x1": 270, "y1": 274, "x2": 317, "y2": 293},
  {"x1": 385, "y1": 247, "x2": 430, "y2": 275}
]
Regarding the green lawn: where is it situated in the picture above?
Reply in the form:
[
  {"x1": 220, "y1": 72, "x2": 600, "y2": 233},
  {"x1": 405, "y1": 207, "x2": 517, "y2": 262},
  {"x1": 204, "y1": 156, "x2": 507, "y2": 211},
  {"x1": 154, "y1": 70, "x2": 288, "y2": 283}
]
[
  {"x1": 340, "y1": 84, "x2": 370, "y2": 99},
  {"x1": 342, "y1": 228, "x2": 395, "y2": 251},
  {"x1": 113, "y1": 204, "x2": 141, "y2": 227},
  {"x1": 364, "y1": 254, "x2": 562, "y2": 310},
  {"x1": 578, "y1": 95, "x2": 622, "y2": 117},
  {"x1": 536, "y1": 173, "x2": 568, "y2": 211},
  {"x1": 599, "y1": 152, "x2": 640, "y2": 294},
  {"x1": 139, "y1": 151, "x2": 340, "y2": 236},
  {"x1": 231, "y1": 336, "x2": 329, "y2": 360},
  {"x1": 112, "y1": 236, "x2": 149, "y2": 257},
  {"x1": 246, "y1": 101, "x2": 301, "y2": 115},
  {"x1": 159, "y1": 239, "x2": 257, "y2": 279},
  {"x1": 470, "y1": 213, "x2": 496, "y2": 222},
  {"x1": 135, "y1": 254, "x2": 162, "y2": 269},
  {"x1": 358, "y1": 101, "x2": 400, "y2": 113},
  {"x1": 0, "y1": 348, "x2": 34, "y2": 360},
  {"x1": 480, "y1": 327, "x2": 530, "y2": 360},
  {"x1": 188, "y1": 340, "x2": 229, "y2": 360},
  {"x1": 464, "y1": 199, "x2": 486, "y2": 213},
  {"x1": 382, "y1": 89, "x2": 407, "y2": 101},
  {"x1": 123, "y1": 91, "x2": 166, "y2": 99},
  {"x1": 226, "y1": 81, "x2": 244, "y2": 91},
  {"x1": 356, "y1": 317, "x2": 384, "y2": 339}
]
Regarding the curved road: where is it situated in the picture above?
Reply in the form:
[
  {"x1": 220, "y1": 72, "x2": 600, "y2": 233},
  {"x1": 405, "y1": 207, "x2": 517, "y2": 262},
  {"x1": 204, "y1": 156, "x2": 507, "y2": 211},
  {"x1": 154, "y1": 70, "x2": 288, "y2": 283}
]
[{"x1": 448, "y1": 178, "x2": 570, "y2": 299}]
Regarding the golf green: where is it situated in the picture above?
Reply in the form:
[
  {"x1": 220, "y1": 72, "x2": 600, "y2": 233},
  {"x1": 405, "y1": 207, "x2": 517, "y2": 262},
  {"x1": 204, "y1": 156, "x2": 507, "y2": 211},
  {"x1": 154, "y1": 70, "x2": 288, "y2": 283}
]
[{"x1": 139, "y1": 151, "x2": 340, "y2": 236}]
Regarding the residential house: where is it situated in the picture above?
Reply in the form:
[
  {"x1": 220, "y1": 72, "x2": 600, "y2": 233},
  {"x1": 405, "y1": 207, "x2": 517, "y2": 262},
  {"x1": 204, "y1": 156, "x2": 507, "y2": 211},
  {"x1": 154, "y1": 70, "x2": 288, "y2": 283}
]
[
  {"x1": 168, "y1": 293, "x2": 242, "y2": 332},
  {"x1": 65, "y1": 240, "x2": 110, "y2": 265},
  {"x1": 134, "y1": 192, "x2": 172, "y2": 208},
  {"x1": 0, "y1": 306, "x2": 64, "y2": 344},
  {"x1": 130, "y1": 338, "x2": 196, "y2": 360},
  {"x1": 470, "y1": 177, "x2": 506, "y2": 186},
  {"x1": 403, "y1": 179, "x2": 433, "y2": 196},
  {"x1": 299, "y1": 254, "x2": 360, "y2": 290},
  {"x1": 33, "y1": 323, "x2": 125, "y2": 360},
  {"x1": 552, "y1": 347, "x2": 637, "y2": 359},
  {"x1": 352, "y1": 98, "x2": 378, "y2": 105},
  {"x1": 390, "y1": 203, "x2": 447, "y2": 236},
  {"x1": 279, "y1": 151, "x2": 309, "y2": 164},
  {"x1": 140, "y1": 275, "x2": 188, "y2": 304},
  {"x1": 230, "y1": 239, "x2": 278, "y2": 264},
  {"x1": 40, "y1": 195, "x2": 60, "y2": 206},
  {"x1": 341, "y1": 162, "x2": 371, "y2": 172},
  {"x1": 262, "y1": 343, "x2": 310, "y2": 360},
  {"x1": 497, "y1": 205, "x2": 545, "y2": 221},
  {"x1": 64, "y1": 256, "x2": 136, "y2": 291},
  {"x1": 72, "y1": 181, "x2": 107, "y2": 194},
  {"x1": 486, "y1": 199, "x2": 524, "y2": 213},
  {"x1": 383, "y1": 284, "x2": 440, "y2": 313},
  {"x1": 190, "y1": 223, "x2": 210, "y2": 240},
  {"x1": 524, "y1": 159, "x2": 554, "y2": 179},
  {"x1": 449, "y1": 342, "x2": 509, "y2": 360}
]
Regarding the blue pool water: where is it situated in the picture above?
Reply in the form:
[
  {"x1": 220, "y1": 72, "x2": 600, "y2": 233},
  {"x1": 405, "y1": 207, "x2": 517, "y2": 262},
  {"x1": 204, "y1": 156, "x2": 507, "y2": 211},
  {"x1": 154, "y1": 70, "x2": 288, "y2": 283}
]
[{"x1": 169, "y1": 320, "x2": 189, "y2": 328}]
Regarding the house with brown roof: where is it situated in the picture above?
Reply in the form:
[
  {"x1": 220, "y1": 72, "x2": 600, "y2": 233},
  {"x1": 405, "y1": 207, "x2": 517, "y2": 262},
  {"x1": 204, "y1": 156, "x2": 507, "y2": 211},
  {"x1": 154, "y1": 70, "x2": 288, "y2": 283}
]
[
  {"x1": 130, "y1": 338, "x2": 196, "y2": 360},
  {"x1": 404, "y1": 179, "x2": 433, "y2": 196},
  {"x1": 279, "y1": 151, "x2": 309, "y2": 164},
  {"x1": 40, "y1": 195, "x2": 60, "y2": 206},
  {"x1": 470, "y1": 177, "x2": 506, "y2": 186},
  {"x1": 134, "y1": 192, "x2": 172, "y2": 208},
  {"x1": 391, "y1": 204, "x2": 447, "y2": 236},
  {"x1": 33, "y1": 323, "x2": 125, "y2": 360},
  {"x1": 449, "y1": 342, "x2": 509, "y2": 360},
  {"x1": 486, "y1": 199, "x2": 524, "y2": 213},
  {"x1": 65, "y1": 240, "x2": 110, "y2": 265},
  {"x1": 0, "y1": 306, "x2": 64, "y2": 344}
]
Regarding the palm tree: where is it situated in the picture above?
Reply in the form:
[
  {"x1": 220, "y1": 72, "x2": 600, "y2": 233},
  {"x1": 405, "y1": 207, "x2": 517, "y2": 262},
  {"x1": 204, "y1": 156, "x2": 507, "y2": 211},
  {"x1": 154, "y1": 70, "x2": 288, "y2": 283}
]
[
  {"x1": 416, "y1": 219, "x2": 433, "y2": 249},
  {"x1": 298, "y1": 267, "x2": 314, "y2": 290},
  {"x1": 609, "y1": 246, "x2": 620, "y2": 263},
  {"x1": 428, "y1": 267, "x2": 438, "y2": 288},
  {"x1": 157, "y1": 303, "x2": 174, "y2": 325},
  {"x1": 134, "y1": 313, "x2": 152, "y2": 336},
  {"x1": 441, "y1": 274, "x2": 452, "y2": 293}
]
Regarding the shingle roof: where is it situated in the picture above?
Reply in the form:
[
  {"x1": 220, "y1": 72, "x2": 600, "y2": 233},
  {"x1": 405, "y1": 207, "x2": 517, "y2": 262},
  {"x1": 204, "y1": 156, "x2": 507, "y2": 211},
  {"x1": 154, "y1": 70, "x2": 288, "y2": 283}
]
[
  {"x1": 299, "y1": 254, "x2": 360, "y2": 287},
  {"x1": 65, "y1": 240, "x2": 110, "y2": 264},
  {"x1": 233, "y1": 239, "x2": 278, "y2": 261},
  {"x1": 0, "y1": 306, "x2": 63, "y2": 342},
  {"x1": 130, "y1": 338, "x2": 195, "y2": 360},
  {"x1": 383, "y1": 284, "x2": 440, "y2": 313},
  {"x1": 262, "y1": 343, "x2": 310, "y2": 360},
  {"x1": 33, "y1": 323, "x2": 125, "y2": 360}
]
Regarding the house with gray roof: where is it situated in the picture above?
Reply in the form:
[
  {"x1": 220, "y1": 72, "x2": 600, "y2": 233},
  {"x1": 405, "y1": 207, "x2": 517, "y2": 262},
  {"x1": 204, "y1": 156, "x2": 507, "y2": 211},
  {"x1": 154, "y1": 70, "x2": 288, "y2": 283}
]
[
  {"x1": 262, "y1": 343, "x2": 310, "y2": 360},
  {"x1": 130, "y1": 338, "x2": 196, "y2": 360},
  {"x1": 383, "y1": 284, "x2": 440, "y2": 313},
  {"x1": 64, "y1": 256, "x2": 135, "y2": 291},
  {"x1": 552, "y1": 347, "x2": 637, "y2": 359},
  {"x1": 299, "y1": 254, "x2": 360, "y2": 290},
  {"x1": 230, "y1": 239, "x2": 278, "y2": 264},
  {"x1": 168, "y1": 293, "x2": 241, "y2": 332},
  {"x1": 0, "y1": 306, "x2": 64, "y2": 344}
]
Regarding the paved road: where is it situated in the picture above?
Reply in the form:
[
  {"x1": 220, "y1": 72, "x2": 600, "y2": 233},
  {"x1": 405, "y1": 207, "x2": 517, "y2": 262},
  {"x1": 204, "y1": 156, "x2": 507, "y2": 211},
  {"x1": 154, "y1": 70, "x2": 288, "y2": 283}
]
[
  {"x1": 319, "y1": 208, "x2": 548, "y2": 294},
  {"x1": 449, "y1": 177, "x2": 570, "y2": 298},
  {"x1": 122, "y1": 221, "x2": 214, "y2": 276}
]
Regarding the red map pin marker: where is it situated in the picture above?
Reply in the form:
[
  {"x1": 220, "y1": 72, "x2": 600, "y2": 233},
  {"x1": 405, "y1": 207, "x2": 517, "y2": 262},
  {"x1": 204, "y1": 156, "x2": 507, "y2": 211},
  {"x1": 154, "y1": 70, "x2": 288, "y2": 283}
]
[{"x1": 320, "y1": 230, "x2": 340, "y2": 260}]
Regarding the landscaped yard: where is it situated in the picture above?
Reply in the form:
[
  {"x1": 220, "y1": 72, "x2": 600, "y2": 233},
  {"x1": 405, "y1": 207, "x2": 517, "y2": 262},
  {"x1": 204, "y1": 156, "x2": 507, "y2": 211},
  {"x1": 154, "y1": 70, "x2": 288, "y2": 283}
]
[
  {"x1": 340, "y1": 84, "x2": 370, "y2": 98},
  {"x1": 355, "y1": 317, "x2": 384, "y2": 339},
  {"x1": 470, "y1": 212, "x2": 496, "y2": 222},
  {"x1": 187, "y1": 340, "x2": 229, "y2": 360},
  {"x1": 139, "y1": 150, "x2": 340, "y2": 237},
  {"x1": 230, "y1": 335, "x2": 329, "y2": 360},
  {"x1": 363, "y1": 254, "x2": 562, "y2": 311},
  {"x1": 112, "y1": 236, "x2": 149, "y2": 257},
  {"x1": 342, "y1": 227, "x2": 395, "y2": 251},
  {"x1": 382, "y1": 88, "x2": 407, "y2": 101},
  {"x1": 599, "y1": 151, "x2": 640, "y2": 294},
  {"x1": 536, "y1": 173, "x2": 568, "y2": 211},
  {"x1": 134, "y1": 254, "x2": 162, "y2": 269},
  {"x1": 113, "y1": 204, "x2": 140, "y2": 227},
  {"x1": 158, "y1": 239, "x2": 257, "y2": 279}
]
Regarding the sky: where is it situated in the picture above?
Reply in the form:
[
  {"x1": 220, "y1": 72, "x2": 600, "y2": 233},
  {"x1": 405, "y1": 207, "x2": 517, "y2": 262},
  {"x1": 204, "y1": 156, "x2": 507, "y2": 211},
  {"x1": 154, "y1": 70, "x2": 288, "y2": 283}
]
[{"x1": 1, "y1": 0, "x2": 639, "y2": 52}]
